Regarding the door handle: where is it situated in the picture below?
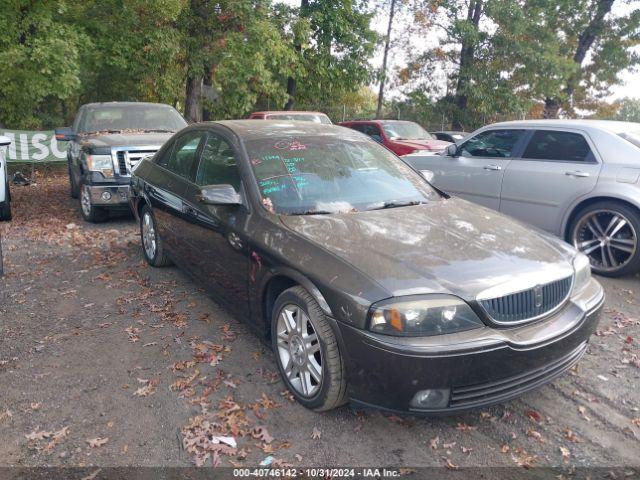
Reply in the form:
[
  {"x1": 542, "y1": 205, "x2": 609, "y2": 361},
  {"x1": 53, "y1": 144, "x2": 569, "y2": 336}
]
[
  {"x1": 183, "y1": 205, "x2": 198, "y2": 217},
  {"x1": 483, "y1": 164, "x2": 502, "y2": 171},
  {"x1": 565, "y1": 170, "x2": 590, "y2": 178}
]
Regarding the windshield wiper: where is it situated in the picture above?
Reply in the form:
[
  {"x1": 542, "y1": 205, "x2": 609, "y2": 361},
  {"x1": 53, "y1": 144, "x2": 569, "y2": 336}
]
[
  {"x1": 288, "y1": 209, "x2": 335, "y2": 216},
  {"x1": 141, "y1": 129, "x2": 176, "y2": 133},
  {"x1": 367, "y1": 200, "x2": 425, "y2": 211}
]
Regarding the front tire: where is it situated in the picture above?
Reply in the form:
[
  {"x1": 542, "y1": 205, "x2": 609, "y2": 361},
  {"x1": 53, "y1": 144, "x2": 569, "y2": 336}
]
[
  {"x1": 271, "y1": 286, "x2": 347, "y2": 411},
  {"x1": 139, "y1": 205, "x2": 171, "y2": 267},
  {"x1": 569, "y1": 200, "x2": 640, "y2": 277},
  {"x1": 79, "y1": 182, "x2": 108, "y2": 223}
]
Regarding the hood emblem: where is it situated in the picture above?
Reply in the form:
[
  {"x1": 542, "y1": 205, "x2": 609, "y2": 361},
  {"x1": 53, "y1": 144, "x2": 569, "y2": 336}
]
[{"x1": 533, "y1": 285, "x2": 543, "y2": 309}]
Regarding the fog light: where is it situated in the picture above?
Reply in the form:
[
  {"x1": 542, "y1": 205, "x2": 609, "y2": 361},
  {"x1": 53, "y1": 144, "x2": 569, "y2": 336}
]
[
  {"x1": 101, "y1": 191, "x2": 112, "y2": 201},
  {"x1": 410, "y1": 388, "x2": 450, "y2": 409}
]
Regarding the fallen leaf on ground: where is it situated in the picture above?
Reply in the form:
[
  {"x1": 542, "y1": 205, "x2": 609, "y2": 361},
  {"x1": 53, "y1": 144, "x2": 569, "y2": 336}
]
[
  {"x1": 429, "y1": 436, "x2": 439, "y2": 449},
  {"x1": 311, "y1": 427, "x2": 322, "y2": 439},
  {"x1": 87, "y1": 437, "x2": 109, "y2": 448},
  {"x1": 252, "y1": 426, "x2": 274, "y2": 444}
]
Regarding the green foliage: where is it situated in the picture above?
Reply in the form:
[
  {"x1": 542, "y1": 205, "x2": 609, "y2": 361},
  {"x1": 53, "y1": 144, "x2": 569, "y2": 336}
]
[{"x1": 614, "y1": 97, "x2": 640, "y2": 122}]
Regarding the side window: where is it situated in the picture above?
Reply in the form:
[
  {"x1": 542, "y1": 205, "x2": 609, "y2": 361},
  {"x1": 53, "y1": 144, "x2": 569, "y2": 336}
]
[
  {"x1": 355, "y1": 124, "x2": 382, "y2": 143},
  {"x1": 161, "y1": 131, "x2": 205, "y2": 178},
  {"x1": 522, "y1": 130, "x2": 593, "y2": 162},
  {"x1": 194, "y1": 133, "x2": 242, "y2": 191},
  {"x1": 460, "y1": 130, "x2": 525, "y2": 158}
]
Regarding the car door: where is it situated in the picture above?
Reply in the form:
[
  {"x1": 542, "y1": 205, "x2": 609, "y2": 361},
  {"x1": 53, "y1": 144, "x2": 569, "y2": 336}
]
[
  {"x1": 146, "y1": 130, "x2": 206, "y2": 256},
  {"x1": 500, "y1": 128, "x2": 602, "y2": 234},
  {"x1": 181, "y1": 130, "x2": 251, "y2": 318},
  {"x1": 422, "y1": 129, "x2": 527, "y2": 210}
]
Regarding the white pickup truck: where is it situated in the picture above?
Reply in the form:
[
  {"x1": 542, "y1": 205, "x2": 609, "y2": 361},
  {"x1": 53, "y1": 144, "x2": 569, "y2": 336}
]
[{"x1": 0, "y1": 135, "x2": 11, "y2": 221}]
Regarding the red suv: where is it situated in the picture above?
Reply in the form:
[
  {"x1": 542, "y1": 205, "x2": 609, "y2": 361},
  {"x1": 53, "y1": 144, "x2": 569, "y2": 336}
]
[{"x1": 339, "y1": 120, "x2": 451, "y2": 156}]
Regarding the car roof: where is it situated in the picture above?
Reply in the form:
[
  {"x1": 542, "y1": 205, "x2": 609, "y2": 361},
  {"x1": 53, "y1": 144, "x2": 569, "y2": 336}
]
[
  {"x1": 251, "y1": 111, "x2": 329, "y2": 116},
  {"x1": 488, "y1": 119, "x2": 640, "y2": 134},
  {"x1": 196, "y1": 120, "x2": 365, "y2": 141},
  {"x1": 82, "y1": 101, "x2": 175, "y2": 109},
  {"x1": 341, "y1": 119, "x2": 417, "y2": 124}
]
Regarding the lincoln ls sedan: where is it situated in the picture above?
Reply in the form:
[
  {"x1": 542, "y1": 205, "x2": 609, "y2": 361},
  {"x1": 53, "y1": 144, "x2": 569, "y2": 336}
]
[{"x1": 129, "y1": 121, "x2": 604, "y2": 414}]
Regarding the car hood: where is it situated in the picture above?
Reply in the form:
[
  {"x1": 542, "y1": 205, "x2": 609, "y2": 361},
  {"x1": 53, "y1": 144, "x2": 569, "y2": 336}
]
[
  {"x1": 79, "y1": 132, "x2": 174, "y2": 149},
  {"x1": 280, "y1": 198, "x2": 575, "y2": 300},
  {"x1": 389, "y1": 138, "x2": 451, "y2": 151}
]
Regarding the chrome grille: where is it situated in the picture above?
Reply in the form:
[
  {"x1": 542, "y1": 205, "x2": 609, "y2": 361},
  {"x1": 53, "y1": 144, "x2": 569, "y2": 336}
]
[
  {"x1": 115, "y1": 149, "x2": 157, "y2": 176},
  {"x1": 479, "y1": 276, "x2": 572, "y2": 324}
]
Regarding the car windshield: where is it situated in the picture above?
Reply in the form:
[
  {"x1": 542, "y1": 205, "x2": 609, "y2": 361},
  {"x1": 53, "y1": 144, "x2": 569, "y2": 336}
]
[
  {"x1": 245, "y1": 135, "x2": 441, "y2": 215},
  {"x1": 382, "y1": 122, "x2": 434, "y2": 140},
  {"x1": 266, "y1": 113, "x2": 332, "y2": 125},
  {"x1": 78, "y1": 104, "x2": 187, "y2": 134},
  {"x1": 619, "y1": 130, "x2": 640, "y2": 149}
]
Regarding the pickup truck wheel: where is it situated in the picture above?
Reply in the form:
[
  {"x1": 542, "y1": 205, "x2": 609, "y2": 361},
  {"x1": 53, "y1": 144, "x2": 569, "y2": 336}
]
[
  {"x1": 68, "y1": 163, "x2": 79, "y2": 199},
  {"x1": 140, "y1": 205, "x2": 171, "y2": 267},
  {"x1": 0, "y1": 182, "x2": 11, "y2": 221},
  {"x1": 79, "y1": 182, "x2": 108, "y2": 223},
  {"x1": 271, "y1": 286, "x2": 347, "y2": 411}
]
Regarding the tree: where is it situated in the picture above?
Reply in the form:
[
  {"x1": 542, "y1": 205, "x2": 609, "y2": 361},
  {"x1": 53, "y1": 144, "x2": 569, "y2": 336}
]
[
  {"x1": 0, "y1": 1, "x2": 86, "y2": 128},
  {"x1": 277, "y1": 0, "x2": 378, "y2": 110},
  {"x1": 614, "y1": 97, "x2": 640, "y2": 122}
]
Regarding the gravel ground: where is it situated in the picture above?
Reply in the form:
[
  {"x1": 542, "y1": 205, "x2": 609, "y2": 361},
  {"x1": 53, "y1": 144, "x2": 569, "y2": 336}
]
[{"x1": 1, "y1": 171, "x2": 639, "y2": 475}]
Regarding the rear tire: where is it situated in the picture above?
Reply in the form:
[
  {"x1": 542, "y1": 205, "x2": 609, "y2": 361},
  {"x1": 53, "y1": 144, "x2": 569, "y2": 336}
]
[
  {"x1": 68, "y1": 163, "x2": 79, "y2": 199},
  {"x1": 569, "y1": 200, "x2": 640, "y2": 277},
  {"x1": 271, "y1": 286, "x2": 347, "y2": 411},
  {"x1": 140, "y1": 204, "x2": 172, "y2": 267},
  {"x1": 79, "y1": 181, "x2": 108, "y2": 223}
]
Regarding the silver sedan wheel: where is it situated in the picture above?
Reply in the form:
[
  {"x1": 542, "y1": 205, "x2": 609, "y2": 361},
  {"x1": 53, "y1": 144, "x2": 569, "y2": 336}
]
[
  {"x1": 80, "y1": 185, "x2": 92, "y2": 217},
  {"x1": 276, "y1": 304, "x2": 323, "y2": 398},
  {"x1": 141, "y1": 212, "x2": 157, "y2": 260},
  {"x1": 573, "y1": 209, "x2": 637, "y2": 273}
]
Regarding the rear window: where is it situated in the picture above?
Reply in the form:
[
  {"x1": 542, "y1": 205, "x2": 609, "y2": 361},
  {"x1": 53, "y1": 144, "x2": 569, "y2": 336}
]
[
  {"x1": 522, "y1": 130, "x2": 593, "y2": 162},
  {"x1": 265, "y1": 113, "x2": 332, "y2": 124}
]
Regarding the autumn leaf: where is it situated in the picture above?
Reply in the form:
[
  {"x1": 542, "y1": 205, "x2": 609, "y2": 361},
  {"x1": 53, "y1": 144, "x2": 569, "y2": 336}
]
[
  {"x1": 311, "y1": 427, "x2": 321, "y2": 439},
  {"x1": 87, "y1": 437, "x2": 109, "y2": 448},
  {"x1": 429, "y1": 436, "x2": 439, "y2": 449},
  {"x1": 525, "y1": 410, "x2": 542, "y2": 423},
  {"x1": 559, "y1": 446, "x2": 571, "y2": 463}
]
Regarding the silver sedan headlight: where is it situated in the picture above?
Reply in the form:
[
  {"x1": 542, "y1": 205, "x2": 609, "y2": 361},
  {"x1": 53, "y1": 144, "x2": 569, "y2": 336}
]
[
  {"x1": 572, "y1": 253, "x2": 591, "y2": 295},
  {"x1": 368, "y1": 295, "x2": 484, "y2": 337}
]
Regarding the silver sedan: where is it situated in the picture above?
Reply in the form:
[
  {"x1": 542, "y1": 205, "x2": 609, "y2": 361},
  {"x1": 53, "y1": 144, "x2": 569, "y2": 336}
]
[{"x1": 404, "y1": 120, "x2": 640, "y2": 277}]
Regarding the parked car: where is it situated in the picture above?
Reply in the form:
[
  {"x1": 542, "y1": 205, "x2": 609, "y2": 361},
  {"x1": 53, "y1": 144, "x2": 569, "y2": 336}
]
[
  {"x1": 129, "y1": 120, "x2": 603, "y2": 414},
  {"x1": 249, "y1": 111, "x2": 332, "y2": 124},
  {"x1": 0, "y1": 136, "x2": 11, "y2": 221},
  {"x1": 403, "y1": 120, "x2": 640, "y2": 277},
  {"x1": 431, "y1": 131, "x2": 468, "y2": 143},
  {"x1": 339, "y1": 120, "x2": 451, "y2": 156},
  {"x1": 55, "y1": 102, "x2": 187, "y2": 222}
]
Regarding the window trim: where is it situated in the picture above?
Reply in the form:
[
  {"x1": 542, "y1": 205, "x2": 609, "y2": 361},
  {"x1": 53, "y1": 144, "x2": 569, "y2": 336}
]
[{"x1": 192, "y1": 131, "x2": 243, "y2": 191}]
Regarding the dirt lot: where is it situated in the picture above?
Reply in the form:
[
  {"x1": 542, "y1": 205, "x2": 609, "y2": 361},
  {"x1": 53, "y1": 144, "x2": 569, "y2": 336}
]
[{"x1": 1, "y1": 171, "x2": 640, "y2": 474}]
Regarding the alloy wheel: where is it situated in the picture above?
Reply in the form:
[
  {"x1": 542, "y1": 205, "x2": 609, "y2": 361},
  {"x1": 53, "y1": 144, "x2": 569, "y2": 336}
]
[
  {"x1": 572, "y1": 209, "x2": 637, "y2": 273},
  {"x1": 275, "y1": 304, "x2": 323, "y2": 397},
  {"x1": 141, "y1": 212, "x2": 157, "y2": 260},
  {"x1": 80, "y1": 186, "x2": 92, "y2": 217}
]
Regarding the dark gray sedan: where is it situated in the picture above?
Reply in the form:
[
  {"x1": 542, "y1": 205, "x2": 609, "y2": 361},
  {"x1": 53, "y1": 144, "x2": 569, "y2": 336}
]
[{"x1": 129, "y1": 121, "x2": 604, "y2": 414}]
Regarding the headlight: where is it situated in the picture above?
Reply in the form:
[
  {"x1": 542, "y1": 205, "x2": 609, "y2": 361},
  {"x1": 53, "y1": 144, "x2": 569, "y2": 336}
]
[
  {"x1": 368, "y1": 295, "x2": 484, "y2": 337},
  {"x1": 86, "y1": 154, "x2": 114, "y2": 177},
  {"x1": 572, "y1": 253, "x2": 591, "y2": 295}
]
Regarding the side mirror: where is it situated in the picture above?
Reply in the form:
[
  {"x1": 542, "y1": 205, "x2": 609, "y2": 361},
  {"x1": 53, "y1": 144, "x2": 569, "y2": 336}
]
[
  {"x1": 55, "y1": 127, "x2": 76, "y2": 142},
  {"x1": 197, "y1": 184, "x2": 242, "y2": 206},
  {"x1": 445, "y1": 144, "x2": 458, "y2": 157},
  {"x1": 0, "y1": 136, "x2": 11, "y2": 147}
]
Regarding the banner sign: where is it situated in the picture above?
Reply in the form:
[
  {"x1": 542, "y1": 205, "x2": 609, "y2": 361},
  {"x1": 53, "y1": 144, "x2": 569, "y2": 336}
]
[{"x1": 0, "y1": 130, "x2": 67, "y2": 163}]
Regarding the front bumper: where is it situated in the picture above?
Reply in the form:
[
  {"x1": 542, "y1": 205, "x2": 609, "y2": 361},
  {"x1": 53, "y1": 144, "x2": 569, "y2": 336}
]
[
  {"x1": 339, "y1": 278, "x2": 604, "y2": 414},
  {"x1": 86, "y1": 184, "x2": 130, "y2": 207}
]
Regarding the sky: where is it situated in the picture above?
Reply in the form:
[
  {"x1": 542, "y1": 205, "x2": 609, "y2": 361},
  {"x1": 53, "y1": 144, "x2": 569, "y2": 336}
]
[{"x1": 279, "y1": 0, "x2": 639, "y2": 102}]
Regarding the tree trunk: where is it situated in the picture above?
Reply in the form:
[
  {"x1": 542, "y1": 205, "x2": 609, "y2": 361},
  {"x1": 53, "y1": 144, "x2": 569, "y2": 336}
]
[
  {"x1": 284, "y1": 0, "x2": 310, "y2": 110},
  {"x1": 451, "y1": 0, "x2": 482, "y2": 130},
  {"x1": 376, "y1": 0, "x2": 397, "y2": 119},
  {"x1": 185, "y1": 75, "x2": 203, "y2": 123}
]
